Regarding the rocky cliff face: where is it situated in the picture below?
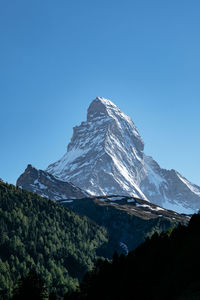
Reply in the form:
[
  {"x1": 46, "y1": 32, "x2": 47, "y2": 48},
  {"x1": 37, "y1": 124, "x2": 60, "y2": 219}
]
[
  {"x1": 47, "y1": 97, "x2": 147, "y2": 199},
  {"x1": 140, "y1": 155, "x2": 200, "y2": 213},
  {"x1": 17, "y1": 164, "x2": 87, "y2": 200},
  {"x1": 17, "y1": 97, "x2": 200, "y2": 213}
]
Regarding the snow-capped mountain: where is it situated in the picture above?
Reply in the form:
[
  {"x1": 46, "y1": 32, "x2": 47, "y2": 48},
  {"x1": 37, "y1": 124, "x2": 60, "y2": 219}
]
[
  {"x1": 46, "y1": 97, "x2": 200, "y2": 214},
  {"x1": 17, "y1": 164, "x2": 88, "y2": 200},
  {"x1": 47, "y1": 97, "x2": 147, "y2": 200},
  {"x1": 141, "y1": 155, "x2": 200, "y2": 214}
]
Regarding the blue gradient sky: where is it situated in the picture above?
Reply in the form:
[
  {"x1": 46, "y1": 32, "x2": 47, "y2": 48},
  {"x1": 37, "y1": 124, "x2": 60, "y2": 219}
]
[{"x1": 1, "y1": 0, "x2": 200, "y2": 185}]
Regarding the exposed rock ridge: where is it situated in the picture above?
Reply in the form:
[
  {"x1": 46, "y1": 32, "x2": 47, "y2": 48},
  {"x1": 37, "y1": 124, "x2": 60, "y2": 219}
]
[{"x1": 17, "y1": 164, "x2": 88, "y2": 200}]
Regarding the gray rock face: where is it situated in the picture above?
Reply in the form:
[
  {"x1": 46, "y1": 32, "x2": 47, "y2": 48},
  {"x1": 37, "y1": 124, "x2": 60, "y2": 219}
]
[
  {"x1": 140, "y1": 155, "x2": 200, "y2": 213},
  {"x1": 47, "y1": 97, "x2": 147, "y2": 199},
  {"x1": 46, "y1": 97, "x2": 200, "y2": 213},
  {"x1": 17, "y1": 164, "x2": 87, "y2": 200}
]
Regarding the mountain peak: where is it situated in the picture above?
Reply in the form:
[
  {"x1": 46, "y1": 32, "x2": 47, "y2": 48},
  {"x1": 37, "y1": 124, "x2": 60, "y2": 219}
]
[
  {"x1": 16, "y1": 96, "x2": 200, "y2": 213},
  {"x1": 26, "y1": 164, "x2": 35, "y2": 170},
  {"x1": 46, "y1": 97, "x2": 145, "y2": 198},
  {"x1": 44, "y1": 96, "x2": 200, "y2": 213},
  {"x1": 94, "y1": 96, "x2": 117, "y2": 107},
  {"x1": 17, "y1": 165, "x2": 87, "y2": 200},
  {"x1": 87, "y1": 97, "x2": 117, "y2": 121}
]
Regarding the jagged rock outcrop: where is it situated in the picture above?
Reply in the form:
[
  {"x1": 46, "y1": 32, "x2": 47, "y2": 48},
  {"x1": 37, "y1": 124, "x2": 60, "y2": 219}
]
[
  {"x1": 17, "y1": 164, "x2": 87, "y2": 200},
  {"x1": 140, "y1": 155, "x2": 200, "y2": 213}
]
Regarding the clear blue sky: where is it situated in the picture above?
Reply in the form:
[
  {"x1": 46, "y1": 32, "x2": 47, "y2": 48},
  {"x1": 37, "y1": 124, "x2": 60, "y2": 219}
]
[{"x1": 1, "y1": 0, "x2": 200, "y2": 186}]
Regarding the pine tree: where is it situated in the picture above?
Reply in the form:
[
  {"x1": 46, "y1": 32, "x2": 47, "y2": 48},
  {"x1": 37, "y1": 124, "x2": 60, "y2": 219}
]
[{"x1": 12, "y1": 269, "x2": 48, "y2": 300}]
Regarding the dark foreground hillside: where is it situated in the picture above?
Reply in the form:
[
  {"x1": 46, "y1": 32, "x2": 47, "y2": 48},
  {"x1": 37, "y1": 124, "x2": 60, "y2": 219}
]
[
  {"x1": 0, "y1": 181, "x2": 108, "y2": 299},
  {"x1": 0, "y1": 179, "x2": 193, "y2": 299},
  {"x1": 66, "y1": 213, "x2": 200, "y2": 300},
  {"x1": 62, "y1": 195, "x2": 189, "y2": 256}
]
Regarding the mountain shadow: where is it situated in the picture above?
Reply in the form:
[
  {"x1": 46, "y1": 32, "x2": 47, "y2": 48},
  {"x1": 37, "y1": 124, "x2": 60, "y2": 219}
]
[{"x1": 65, "y1": 212, "x2": 200, "y2": 300}]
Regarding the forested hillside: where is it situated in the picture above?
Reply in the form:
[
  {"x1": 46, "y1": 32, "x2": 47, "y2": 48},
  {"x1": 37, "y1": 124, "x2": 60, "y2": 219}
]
[
  {"x1": 66, "y1": 213, "x2": 200, "y2": 300},
  {"x1": 0, "y1": 181, "x2": 108, "y2": 299}
]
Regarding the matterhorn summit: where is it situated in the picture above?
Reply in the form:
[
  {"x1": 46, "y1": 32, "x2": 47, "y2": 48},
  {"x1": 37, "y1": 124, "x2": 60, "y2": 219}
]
[
  {"x1": 18, "y1": 97, "x2": 200, "y2": 213},
  {"x1": 47, "y1": 97, "x2": 147, "y2": 199},
  {"x1": 45, "y1": 97, "x2": 200, "y2": 213}
]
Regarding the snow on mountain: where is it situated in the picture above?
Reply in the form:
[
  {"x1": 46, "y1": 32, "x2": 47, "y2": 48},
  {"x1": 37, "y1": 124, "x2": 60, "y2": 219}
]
[
  {"x1": 47, "y1": 97, "x2": 147, "y2": 199},
  {"x1": 140, "y1": 156, "x2": 200, "y2": 214},
  {"x1": 16, "y1": 97, "x2": 200, "y2": 213},
  {"x1": 17, "y1": 164, "x2": 88, "y2": 200},
  {"x1": 46, "y1": 97, "x2": 200, "y2": 213}
]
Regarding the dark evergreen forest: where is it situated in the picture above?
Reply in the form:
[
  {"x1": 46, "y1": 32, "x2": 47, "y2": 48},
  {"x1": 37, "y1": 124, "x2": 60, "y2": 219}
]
[
  {"x1": 0, "y1": 180, "x2": 108, "y2": 299},
  {"x1": 1, "y1": 179, "x2": 200, "y2": 299},
  {"x1": 65, "y1": 213, "x2": 200, "y2": 300}
]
